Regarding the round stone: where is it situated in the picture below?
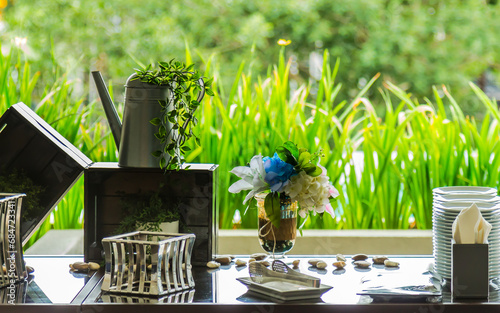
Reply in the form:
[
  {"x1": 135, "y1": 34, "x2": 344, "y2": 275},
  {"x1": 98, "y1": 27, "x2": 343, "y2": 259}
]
[
  {"x1": 372, "y1": 256, "x2": 388, "y2": 264},
  {"x1": 384, "y1": 260, "x2": 400, "y2": 267},
  {"x1": 332, "y1": 261, "x2": 346, "y2": 269},
  {"x1": 354, "y1": 260, "x2": 371, "y2": 268},
  {"x1": 352, "y1": 254, "x2": 369, "y2": 261},
  {"x1": 206, "y1": 261, "x2": 220, "y2": 269}
]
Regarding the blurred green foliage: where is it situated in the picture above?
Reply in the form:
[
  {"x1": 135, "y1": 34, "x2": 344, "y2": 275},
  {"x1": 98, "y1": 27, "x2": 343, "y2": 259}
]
[{"x1": 2, "y1": 0, "x2": 500, "y2": 113}]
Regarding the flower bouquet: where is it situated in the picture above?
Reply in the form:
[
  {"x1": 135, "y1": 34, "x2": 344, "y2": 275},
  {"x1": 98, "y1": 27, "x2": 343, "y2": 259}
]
[{"x1": 229, "y1": 141, "x2": 339, "y2": 229}]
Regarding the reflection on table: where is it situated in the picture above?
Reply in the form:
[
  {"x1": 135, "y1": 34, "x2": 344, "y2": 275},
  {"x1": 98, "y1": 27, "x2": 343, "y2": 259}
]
[
  {"x1": 0, "y1": 255, "x2": 88, "y2": 304},
  {"x1": 90, "y1": 256, "x2": 500, "y2": 305},
  {"x1": 2, "y1": 255, "x2": 500, "y2": 309}
]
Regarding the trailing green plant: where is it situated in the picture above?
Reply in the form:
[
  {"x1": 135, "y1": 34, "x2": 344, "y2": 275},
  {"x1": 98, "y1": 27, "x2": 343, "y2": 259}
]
[
  {"x1": 116, "y1": 189, "x2": 182, "y2": 234},
  {"x1": 134, "y1": 59, "x2": 214, "y2": 170}
]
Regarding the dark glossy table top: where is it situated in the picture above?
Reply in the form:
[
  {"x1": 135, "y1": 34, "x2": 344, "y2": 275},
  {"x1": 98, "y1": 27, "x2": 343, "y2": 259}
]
[
  {"x1": 0, "y1": 255, "x2": 88, "y2": 305},
  {"x1": 86, "y1": 255, "x2": 500, "y2": 304},
  {"x1": 3, "y1": 255, "x2": 500, "y2": 313}
]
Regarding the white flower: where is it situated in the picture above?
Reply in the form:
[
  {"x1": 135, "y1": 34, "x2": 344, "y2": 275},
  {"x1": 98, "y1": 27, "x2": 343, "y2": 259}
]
[
  {"x1": 228, "y1": 154, "x2": 268, "y2": 203},
  {"x1": 283, "y1": 166, "x2": 339, "y2": 218}
]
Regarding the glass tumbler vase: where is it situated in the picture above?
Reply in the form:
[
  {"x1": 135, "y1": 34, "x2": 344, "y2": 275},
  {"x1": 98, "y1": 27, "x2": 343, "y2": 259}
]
[{"x1": 255, "y1": 192, "x2": 298, "y2": 257}]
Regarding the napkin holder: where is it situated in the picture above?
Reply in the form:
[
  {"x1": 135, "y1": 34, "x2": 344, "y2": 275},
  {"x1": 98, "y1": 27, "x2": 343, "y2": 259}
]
[{"x1": 451, "y1": 240, "x2": 488, "y2": 299}]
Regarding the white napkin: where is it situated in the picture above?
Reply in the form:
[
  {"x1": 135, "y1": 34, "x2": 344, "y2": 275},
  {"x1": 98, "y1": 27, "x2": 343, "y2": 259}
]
[{"x1": 452, "y1": 203, "x2": 492, "y2": 244}]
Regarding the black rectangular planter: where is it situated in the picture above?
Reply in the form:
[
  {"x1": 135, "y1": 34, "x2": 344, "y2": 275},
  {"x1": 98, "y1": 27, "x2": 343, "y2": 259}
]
[{"x1": 84, "y1": 162, "x2": 218, "y2": 265}]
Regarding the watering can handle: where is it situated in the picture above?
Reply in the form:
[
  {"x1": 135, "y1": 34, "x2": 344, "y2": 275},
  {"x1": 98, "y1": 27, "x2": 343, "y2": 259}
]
[{"x1": 196, "y1": 77, "x2": 205, "y2": 104}]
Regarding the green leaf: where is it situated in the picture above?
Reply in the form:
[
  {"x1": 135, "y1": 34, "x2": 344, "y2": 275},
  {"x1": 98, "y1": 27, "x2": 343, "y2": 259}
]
[
  {"x1": 166, "y1": 143, "x2": 175, "y2": 151},
  {"x1": 152, "y1": 150, "x2": 162, "y2": 158},
  {"x1": 276, "y1": 146, "x2": 297, "y2": 166},
  {"x1": 150, "y1": 117, "x2": 161, "y2": 126},
  {"x1": 283, "y1": 141, "x2": 299, "y2": 159},
  {"x1": 297, "y1": 151, "x2": 311, "y2": 167},
  {"x1": 167, "y1": 148, "x2": 176, "y2": 157},
  {"x1": 205, "y1": 88, "x2": 214, "y2": 96},
  {"x1": 264, "y1": 192, "x2": 281, "y2": 229},
  {"x1": 204, "y1": 77, "x2": 214, "y2": 86},
  {"x1": 159, "y1": 157, "x2": 166, "y2": 169},
  {"x1": 308, "y1": 166, "x2": 323, "y2": 177}
]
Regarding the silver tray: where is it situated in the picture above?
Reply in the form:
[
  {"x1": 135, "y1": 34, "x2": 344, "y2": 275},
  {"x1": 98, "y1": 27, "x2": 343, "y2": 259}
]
[{"x1": 236, "y1": 277, "x2": 332, "y2": 301}]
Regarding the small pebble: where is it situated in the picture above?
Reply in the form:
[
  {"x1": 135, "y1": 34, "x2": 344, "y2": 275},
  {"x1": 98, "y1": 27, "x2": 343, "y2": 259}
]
[
  {"x1": 250, "y1": 253, "x2": 269, "y2": 260},
  {"x1": 292, "y1": 259, "x2": 300, "y2": 268},
  {"x1": 259, "y1": 260, "x2": 271, "y2": 267},
  {"x1": 336, "y1": 254, "x2": 346, "y2": 262},
  {"x1": 332, "y1": 261, "x2": 346, "y2": 269},
  {"x1": 235, "y1": 259, "x2": 247, "y2": 266},
  {"x1": 354, "y1": 260, "x2": 371, "y2": 269},
  {"x1": 206, "y1": 261, "x2": 220, "y2": 269},
  {"x1": 88, "y1": 262, "x2": 100, "y2": 271},
  {"x1": 372, "y1": 256, "x2": 388, "y2": 264},
  {"x1": 384, "y1": 260, "x2": 400, "y2": 267},
  {"x1": 70, "y1": 262, "x2": 89, "y2": 271},
  {"x1": 352, "y1": 254, "x2": 369, "y2": 261},
  {"x1": 316, "y1": 261, "x2": 327, "y2": 269},
  {"x1": 248, "y1": 258, "x2": 256, "y2": 263},
  {"x1": 308, "y1": 259, "x2": 323, "y2": 267},
  {"x1": 215, "y1": 256, "x2": 232, "y2": 265}
]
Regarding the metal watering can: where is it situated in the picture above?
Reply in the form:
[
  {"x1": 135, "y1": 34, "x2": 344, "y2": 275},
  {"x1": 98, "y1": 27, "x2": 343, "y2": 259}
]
[{"x1": 92, "y1": 71, "x2": 205, "y2": 168}]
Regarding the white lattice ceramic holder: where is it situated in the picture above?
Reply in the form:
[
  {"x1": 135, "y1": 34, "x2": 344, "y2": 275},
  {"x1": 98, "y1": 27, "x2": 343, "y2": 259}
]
[{"x1": 101, "y1": 231, "x2": 195, "y2": 296}]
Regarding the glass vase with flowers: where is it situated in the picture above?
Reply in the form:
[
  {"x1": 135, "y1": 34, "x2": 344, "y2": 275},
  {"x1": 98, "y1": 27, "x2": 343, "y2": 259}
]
[{"x1": 229, "y1": 141, "x2": 339, "y2": 257}]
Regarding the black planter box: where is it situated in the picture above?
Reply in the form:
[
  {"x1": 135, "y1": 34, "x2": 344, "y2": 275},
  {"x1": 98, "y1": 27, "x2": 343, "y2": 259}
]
[
  {"x1": 84, "y1": 162, "x2": 219, "y2": 265},
  {"x1": 0, "y1": 103, "x2": 92, "y2": 244}
]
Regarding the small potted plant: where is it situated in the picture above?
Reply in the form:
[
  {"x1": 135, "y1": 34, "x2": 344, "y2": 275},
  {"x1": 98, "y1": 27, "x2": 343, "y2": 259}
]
[
  {"x1": 0, "y1": 169, "x2": 45, "y2": 223},
  {"x1": 133, "y1": 60, "x2": 214, "y2": 170},
  {"x1": 116, "y1": 188, "x2": 182, "y2": 234}
]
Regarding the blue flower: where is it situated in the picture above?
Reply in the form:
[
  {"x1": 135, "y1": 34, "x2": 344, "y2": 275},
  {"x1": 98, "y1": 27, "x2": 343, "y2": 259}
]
[{"x1": 263, "y1": 153, "x2": 296, "y2": 192}]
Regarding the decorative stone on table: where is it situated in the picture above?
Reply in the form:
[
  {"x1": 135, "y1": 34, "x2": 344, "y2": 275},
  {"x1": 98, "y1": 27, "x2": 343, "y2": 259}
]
[{"x1": 332, "y1": 261, "x2": 346, "y2": 269}]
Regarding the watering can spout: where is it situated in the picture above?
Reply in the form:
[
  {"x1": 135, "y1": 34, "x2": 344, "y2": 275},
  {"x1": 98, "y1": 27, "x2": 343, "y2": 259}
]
[{"x1": 91, "y1": 71, "x2": 122, "y2": 151}]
